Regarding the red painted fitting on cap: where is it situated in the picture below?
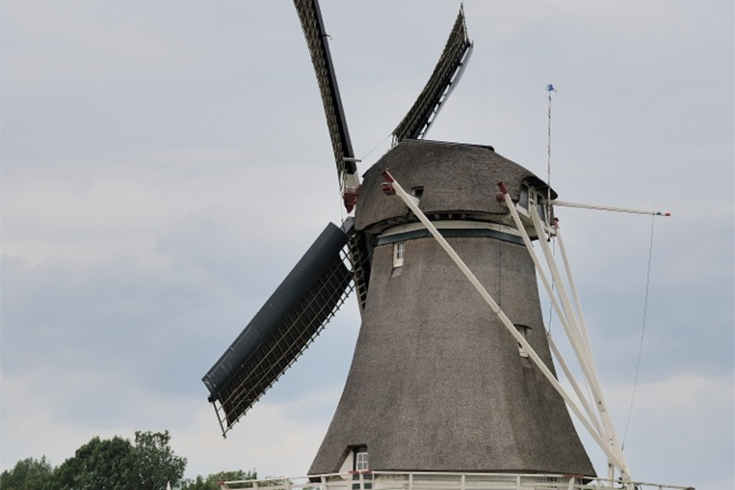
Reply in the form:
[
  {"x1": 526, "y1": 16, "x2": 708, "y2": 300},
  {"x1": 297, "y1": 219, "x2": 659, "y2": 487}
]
[{"x1": 381, "y1": 182, "x2": 395, "y2": 196}]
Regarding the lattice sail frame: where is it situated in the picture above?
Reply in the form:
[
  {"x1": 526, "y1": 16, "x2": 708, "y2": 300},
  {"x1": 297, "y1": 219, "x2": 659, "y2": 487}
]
[
  {"x1": 204, "y1": 223, "x2": 356, "y2": 436},
  {"x1": 392, "y1": 6, "x2": 473, "y2": 144},
  {"x1": 293, "y1": 0, "x2": 357, "y2": 185},
  {"x1": 213, "y1": 255, "x2": 353, "y2": 435},
  {"x1": 347, "y1": 230, "x2": 371, "y2": 311}
]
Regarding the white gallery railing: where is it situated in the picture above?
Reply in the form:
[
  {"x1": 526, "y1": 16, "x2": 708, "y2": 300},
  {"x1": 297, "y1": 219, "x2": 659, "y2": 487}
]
[{"x1": 219, "y1": 471, "x2": 694, "y2": 490}]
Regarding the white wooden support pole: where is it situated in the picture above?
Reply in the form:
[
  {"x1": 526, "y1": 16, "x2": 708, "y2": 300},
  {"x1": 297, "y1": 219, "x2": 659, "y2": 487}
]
[
  {"x1": 555, "y1": 225, "x2": 594, "y2": 363},
  {"x1": 529, "y1": 209, "x2": 595, "y2": 371},
  {"x1": 551, "y1": 200, "x2": 671, "y2": 217},
  {"x1": 556, "y1": 220, "x2": 631, "y2": 474},
  {"x1": 529, "y1": 210, "x2": 611, "y2": 414},
  {"x1": 501, "y1": 193, "x2": 604, "y2": 412},
  {"x1": 505, "y1": 195, "x2": 606, "y2": 399},
  {"x1": 503, "y1": 210, "x2": 631, "y2": 478},
  {"x1": 547, "y1": 333, "x2": 604, "y2": 436},
  {"x1": 499, "y1": 194, "x2": 591, "y2": 374},
  {"x1": 529, "y1": 207, "x2": 630, "y2": 479},
  {"x1": 380, "y1": 170, "x2": 629, "y2": 478},
  {"x1": 498, "y1": 189, "x2": 632, "y2": 484}
]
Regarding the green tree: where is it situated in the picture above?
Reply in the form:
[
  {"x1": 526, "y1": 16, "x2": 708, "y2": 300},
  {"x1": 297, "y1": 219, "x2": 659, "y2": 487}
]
[
  {"x1": 127, "y1": 430, "x2": 186, "y2": 490},
  {"x1": 49, "y1": 435, "x2": 135, "y2": 490},
  {"x1": 47, "y1": 431, "x2": 186, "y2": 490},
  {"x1": 0, "y1": 456, "x2": 55, "y2": 490},
  {"x1": 181, "y1": 470, "x2": 257, "y2": 490}
]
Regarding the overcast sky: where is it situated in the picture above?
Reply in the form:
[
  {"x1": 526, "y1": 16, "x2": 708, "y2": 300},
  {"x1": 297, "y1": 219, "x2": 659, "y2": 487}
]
[{"x1": 2, "y1": 1, "x2": 733, "y2": 489}]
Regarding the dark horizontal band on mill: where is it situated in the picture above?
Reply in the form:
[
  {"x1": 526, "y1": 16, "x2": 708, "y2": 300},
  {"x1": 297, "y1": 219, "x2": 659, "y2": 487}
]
[{"x1": 376, "y1": 227, "x2": 524, "y2": 247}]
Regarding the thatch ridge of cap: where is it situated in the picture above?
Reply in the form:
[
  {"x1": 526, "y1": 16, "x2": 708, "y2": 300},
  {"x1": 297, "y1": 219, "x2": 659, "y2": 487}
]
[{"x1": 355, "y1": 139, "x2": 556, "y2": 232}]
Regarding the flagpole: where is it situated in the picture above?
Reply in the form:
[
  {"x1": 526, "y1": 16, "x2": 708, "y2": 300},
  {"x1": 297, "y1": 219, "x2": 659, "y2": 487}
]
[{"x1": 545, "y1": 83, "x2": 556, "y2": 218}]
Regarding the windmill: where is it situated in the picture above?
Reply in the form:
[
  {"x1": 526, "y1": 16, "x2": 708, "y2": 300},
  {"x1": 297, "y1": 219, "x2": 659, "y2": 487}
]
[{"x1": 201, "y1": 1, "x2": 666, "y2": 488}]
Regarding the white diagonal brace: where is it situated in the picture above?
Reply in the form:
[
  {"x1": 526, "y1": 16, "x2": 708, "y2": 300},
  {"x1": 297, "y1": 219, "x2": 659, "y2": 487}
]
[
  {"x1": 529, "y1": 209, "x2": 596, "y2": 375},
  {"x1": 528, "y1": 206, "x2": 629, "y2": 476},
  {"x1": 547, "y1": 333, "x2": 604, "y2": 436},
  {"x1": 555, "y1": 224, "x2": 594, "y2": 361},
  {"x1": 498, "y1": 189, "x2": 631, "y2": 482},
  {"x1": 501, "y1": 194, "x2": 605, "y2": 414},
  {"x1": 529, "y1": 208, "x2": 603, "y2": 393}
]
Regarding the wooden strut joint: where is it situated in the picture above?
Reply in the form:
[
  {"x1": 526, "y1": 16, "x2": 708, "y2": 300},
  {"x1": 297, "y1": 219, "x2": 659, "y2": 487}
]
[{"x1": 381, "y1": 170, "x2": 631, "y2": 483}]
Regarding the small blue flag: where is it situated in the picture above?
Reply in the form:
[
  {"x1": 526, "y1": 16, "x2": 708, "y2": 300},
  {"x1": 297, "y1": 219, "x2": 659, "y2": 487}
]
[{"x1": 546, "y1": 84, "x2": 556, "y2": 92}]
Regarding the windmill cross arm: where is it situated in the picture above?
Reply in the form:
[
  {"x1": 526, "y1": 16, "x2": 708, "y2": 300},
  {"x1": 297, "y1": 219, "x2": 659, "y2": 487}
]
[{"x1": 293, "y1": 0, "x2": 357, "y2": 180}]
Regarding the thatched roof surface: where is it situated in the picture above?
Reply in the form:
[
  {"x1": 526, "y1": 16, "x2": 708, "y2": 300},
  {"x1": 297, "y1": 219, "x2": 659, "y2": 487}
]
[{"x1": 356, "y1": 139, "x2": 556, "y2": 233}]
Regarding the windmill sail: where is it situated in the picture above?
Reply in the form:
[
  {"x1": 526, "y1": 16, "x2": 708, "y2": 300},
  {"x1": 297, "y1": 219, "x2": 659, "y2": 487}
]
[
  {"x1": 203, "y1": 222, "x2": 354, "y2": 434},
  {"x1": 293, "y1": 0, "x2": 357, "y2": 180},
  {"x1": 392, "y1": 7, "x2": 473, "y2": 144}
]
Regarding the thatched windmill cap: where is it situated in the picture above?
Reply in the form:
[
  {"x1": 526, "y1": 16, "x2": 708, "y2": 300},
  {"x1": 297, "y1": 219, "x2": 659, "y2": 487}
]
[{"x1": 356, "y1": 139, "x2": 556, "y2": 233}]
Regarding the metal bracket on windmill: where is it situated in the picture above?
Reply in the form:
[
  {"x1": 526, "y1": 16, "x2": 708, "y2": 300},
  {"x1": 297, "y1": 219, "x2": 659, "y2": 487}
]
[
  {"x1": 342, "y1": 157, "x2": 362, "y2": 213},
  {"x1": 496, "y1": 182, "x2": 633, "y2": 484},
  {"x1": 381, "y1": 170, "x2": 632, "y2": 484}
]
